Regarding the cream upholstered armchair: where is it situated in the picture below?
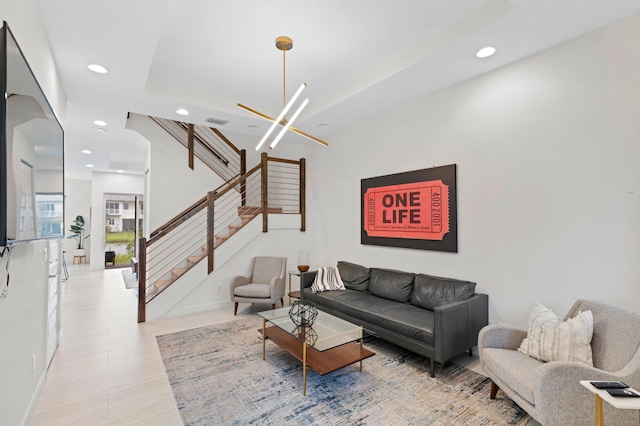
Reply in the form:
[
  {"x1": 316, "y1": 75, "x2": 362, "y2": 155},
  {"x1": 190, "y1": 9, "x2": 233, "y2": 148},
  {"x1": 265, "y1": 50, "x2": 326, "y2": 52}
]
[
  {"x1": 479, "y1": 300, "x2": 640, "y2": 426},
  {"x1": 230, "y1": 256, "x2": 287, "y2": 315}
]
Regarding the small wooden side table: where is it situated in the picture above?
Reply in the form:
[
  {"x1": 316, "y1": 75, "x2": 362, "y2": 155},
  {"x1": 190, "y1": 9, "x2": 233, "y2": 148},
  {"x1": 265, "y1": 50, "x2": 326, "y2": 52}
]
[
  {"x1": 73, "y1": 255, "x2": 86, "y2": 264},
  {"x1": 580, "y1": 380, "x2": 640, "y2": 425},
  {"x1": 287, "y1": 270, "x2": 304, "y2": 303}
]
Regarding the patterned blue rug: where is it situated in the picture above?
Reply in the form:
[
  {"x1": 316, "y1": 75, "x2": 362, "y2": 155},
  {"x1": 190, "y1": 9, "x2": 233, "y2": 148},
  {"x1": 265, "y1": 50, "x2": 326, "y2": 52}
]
[{"x1": 156, "y1": 317, "x2": 530, "y2": 425}]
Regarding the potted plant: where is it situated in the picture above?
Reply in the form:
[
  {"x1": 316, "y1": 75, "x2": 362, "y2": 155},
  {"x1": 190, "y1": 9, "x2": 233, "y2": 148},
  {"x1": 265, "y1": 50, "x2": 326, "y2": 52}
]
[{"x1": 69, "y1": 215, "x2": 90, "y2": 256}]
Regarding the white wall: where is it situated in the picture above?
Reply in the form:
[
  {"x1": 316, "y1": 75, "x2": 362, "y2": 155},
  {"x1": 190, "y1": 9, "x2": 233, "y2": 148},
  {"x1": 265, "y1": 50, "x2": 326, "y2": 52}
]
[
  {"x1": 0, "y1": 1, "x2": 67, "y2": 425},
  {"x1": 304, "y1": 13, "x2": 640, "y2": 328}
]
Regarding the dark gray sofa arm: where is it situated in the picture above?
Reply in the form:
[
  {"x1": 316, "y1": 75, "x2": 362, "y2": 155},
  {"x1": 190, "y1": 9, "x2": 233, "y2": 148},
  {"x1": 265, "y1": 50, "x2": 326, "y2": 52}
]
[
  {"x1": 300, "y1": 271, "x2": 317, "y2": 291},
  {"x1": 433, "y1": 293, "x2": 488, "y2": 362}
]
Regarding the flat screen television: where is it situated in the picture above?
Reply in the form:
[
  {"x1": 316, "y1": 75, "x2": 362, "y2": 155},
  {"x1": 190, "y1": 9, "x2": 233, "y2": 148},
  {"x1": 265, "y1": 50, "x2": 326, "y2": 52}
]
[{"x1": 0, "y1": 22, "x2": 64, "y2": 247}]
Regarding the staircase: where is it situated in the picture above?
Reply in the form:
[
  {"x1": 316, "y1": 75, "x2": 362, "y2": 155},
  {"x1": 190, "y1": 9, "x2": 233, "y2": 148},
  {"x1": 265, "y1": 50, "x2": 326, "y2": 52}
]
[{"x1": 135, "y1": 117, "x2": 305, "y2": 322}]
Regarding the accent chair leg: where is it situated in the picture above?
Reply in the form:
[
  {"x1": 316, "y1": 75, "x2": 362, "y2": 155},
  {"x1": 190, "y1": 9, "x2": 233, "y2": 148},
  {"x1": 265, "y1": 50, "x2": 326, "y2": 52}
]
[
  {"x1": 280, "y1": 297, "x2": 283, "y2": 306},
  {"x1": 430, "y1": 359, "x2": 435, "y2": 378},
  {"x1": 490, "y1": 381, "x2": 499, "y2": 399},
  {"x1": 469, "y1": 348, "x2": 473, "y2": 357},
  {"x1": 234, "y1": 302, "x2": 238, "y2": 316},
  {"x1": 271, "y1": 304, "x2": 276, "y2": 310}
]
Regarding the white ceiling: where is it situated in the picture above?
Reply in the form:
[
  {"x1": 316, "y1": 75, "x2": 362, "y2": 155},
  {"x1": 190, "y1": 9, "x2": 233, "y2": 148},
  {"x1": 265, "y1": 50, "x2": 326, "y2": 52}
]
[{"x1": 34, "y1": 0, "x2": 640, "y2": 179}]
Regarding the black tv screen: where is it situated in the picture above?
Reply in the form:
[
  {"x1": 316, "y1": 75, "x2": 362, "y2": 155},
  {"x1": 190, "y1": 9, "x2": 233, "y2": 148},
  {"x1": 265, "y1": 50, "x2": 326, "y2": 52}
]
[{"x1": 0, "y1": 22, "x2": 64, "y2": 246}]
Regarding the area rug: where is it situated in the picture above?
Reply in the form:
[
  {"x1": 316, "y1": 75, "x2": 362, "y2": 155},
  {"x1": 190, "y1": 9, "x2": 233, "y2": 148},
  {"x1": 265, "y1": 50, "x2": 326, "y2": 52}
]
[{"x1": 156, "y1": 317, "x2": 530, "y2": 425}]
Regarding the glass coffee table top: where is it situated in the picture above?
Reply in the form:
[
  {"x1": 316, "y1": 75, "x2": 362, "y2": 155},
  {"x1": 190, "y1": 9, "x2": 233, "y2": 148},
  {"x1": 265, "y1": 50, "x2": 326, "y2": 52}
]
[{"x1": 258, "y1": 306, "x2": 363, "y2": 352}]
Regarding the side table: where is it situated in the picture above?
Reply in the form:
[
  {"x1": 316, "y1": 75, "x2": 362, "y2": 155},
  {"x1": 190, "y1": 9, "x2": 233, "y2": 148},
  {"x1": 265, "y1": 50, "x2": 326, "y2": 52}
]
[
  {"x1": 580, "y1": 380, "x2": 640, "y2": 425},
  {"x1": 287, "y1": 270, "x2": 303, "y2": 303}
]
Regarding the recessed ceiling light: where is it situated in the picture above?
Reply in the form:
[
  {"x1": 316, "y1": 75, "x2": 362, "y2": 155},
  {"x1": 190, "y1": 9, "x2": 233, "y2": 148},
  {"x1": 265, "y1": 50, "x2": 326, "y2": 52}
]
[
  {"x1": 117, "y1": 170, "x2": 124, "y2": 173},
  {"x1": 88, "y1": 64, "x2": 108, "y2": 74},
  {"x1": 96, "y1": 128, "x2": 107, "y2": 134},
  {"x1": 176, "y1": 108, "x2": 189, "y2": 116},
  {"x1": 86, "y1": 164, "x2": 94, "y2": 168},
  {"x1": 81, "y1": 149, "x2": 92, "y2": 154},
  {"x1": 94, "y1": 120, "x2": 107, "y2": 126},
  {"x1": 318, "y1": 123, "x2": 329, "y2": 127},
  {"x1": 247, "y1": 124, "x2": 259, "y2": 129},
  {"x1": 476, "y1": 46, "x2": 496, "y2": 58}
]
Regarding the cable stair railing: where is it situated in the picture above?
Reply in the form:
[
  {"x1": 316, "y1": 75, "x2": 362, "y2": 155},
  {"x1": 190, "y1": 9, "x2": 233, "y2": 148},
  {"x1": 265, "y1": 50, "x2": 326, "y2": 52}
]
[
  {"x1": 150, "y1": 116, "x2": 246, "y2": 185},
  {"x1": 137, "y1": 152, "x2": 306, "y2": 322}
]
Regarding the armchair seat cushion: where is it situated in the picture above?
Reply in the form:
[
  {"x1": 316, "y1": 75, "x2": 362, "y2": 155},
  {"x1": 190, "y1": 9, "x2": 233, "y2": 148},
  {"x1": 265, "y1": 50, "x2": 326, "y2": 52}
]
[
  {"x1": 482, "y1": 348, "x2": 543, "y2": 405},
  {"x1": 234, "y1": 283, "x2": 271, "y2": 298}
]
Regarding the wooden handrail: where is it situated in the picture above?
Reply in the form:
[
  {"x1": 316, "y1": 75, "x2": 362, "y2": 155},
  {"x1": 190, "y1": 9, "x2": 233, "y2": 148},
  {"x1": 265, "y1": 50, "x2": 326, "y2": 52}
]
[
  {"x1": 267, "y1": 156, "x2": 301, "y2": 165},
  {"x1": 177, "y1": 121, "x2": 229, "y2": 166},
  {"x1": 211, "y1": 127, "x2": 241, "y2": 155},
  {"x1": 214, "y1": 164, "x2": 261, "y2": 199}
]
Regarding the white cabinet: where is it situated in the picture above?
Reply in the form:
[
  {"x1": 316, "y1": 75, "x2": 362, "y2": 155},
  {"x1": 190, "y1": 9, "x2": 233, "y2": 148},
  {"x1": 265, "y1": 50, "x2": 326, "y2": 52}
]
[{"x1": 46, "y1": 240, "x2": 62, "y2": 367}]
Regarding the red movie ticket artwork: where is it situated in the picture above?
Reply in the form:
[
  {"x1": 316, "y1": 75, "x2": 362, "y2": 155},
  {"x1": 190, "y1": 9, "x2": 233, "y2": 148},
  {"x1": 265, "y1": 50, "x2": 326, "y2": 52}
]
[{"x1": 364, "y1": 180, "x2": 450, "y2": 240}]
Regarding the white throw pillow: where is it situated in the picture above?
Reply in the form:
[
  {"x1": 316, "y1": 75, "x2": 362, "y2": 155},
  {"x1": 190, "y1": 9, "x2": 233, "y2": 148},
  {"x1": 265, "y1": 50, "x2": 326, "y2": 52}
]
[
  {"x1": 518, "y1": 302, "x2": 594, "y2": 366},
  {"x1": 311, "y1": 266, "x2": 346, "y2": 293}
]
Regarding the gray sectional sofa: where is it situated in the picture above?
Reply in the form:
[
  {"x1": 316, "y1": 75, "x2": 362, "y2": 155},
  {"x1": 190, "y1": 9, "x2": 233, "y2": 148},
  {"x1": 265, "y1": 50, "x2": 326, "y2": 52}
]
[{"x1": 300, "y1": 261, "x2": 488, "y2": 377}]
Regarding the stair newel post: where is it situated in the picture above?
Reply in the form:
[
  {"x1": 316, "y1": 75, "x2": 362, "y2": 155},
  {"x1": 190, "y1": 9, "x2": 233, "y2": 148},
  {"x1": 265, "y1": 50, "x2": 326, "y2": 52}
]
[
  {"x1": 261, "y1": 152, "x2": 268, "y2": 233},
  {"x1": 188, "y1": 123, "x2": 195, "y2": 170},
  {"x1": 137, "y1": 237, "x2": 147, "y2": 323},
  {"x1": 299, "y1": 157, "x2": 306, "y2": 232},
  {"x1": 207, "y1": 191, "x2": 216, "y2": 274},
  {"x1": 240, "y1": 149, "x2": 247, "y2": 207}
]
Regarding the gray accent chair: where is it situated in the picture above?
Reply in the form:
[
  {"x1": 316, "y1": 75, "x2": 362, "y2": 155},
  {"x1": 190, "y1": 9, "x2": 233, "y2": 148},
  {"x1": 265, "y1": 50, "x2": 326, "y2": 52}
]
[
  {"x1": 479, "y1": 299, "x2": 640, "y2": 426},
  {"x1": 230, "y1": 256, "x2": 287, "y2": 315}
]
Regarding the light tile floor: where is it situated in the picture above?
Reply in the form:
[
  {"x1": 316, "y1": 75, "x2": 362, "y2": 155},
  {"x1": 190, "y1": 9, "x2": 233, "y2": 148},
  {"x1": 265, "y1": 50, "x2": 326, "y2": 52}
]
[{"x1": 29, "y1": 266, "x2": 539, "y2": 425}]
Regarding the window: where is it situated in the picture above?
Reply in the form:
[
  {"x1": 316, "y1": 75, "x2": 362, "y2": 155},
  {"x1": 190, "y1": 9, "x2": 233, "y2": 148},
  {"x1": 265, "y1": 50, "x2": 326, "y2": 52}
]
[
  {"x1": 106, "y1": 202, "x2": 119, "y2": 214},
  {"x1": 37, "y1": 203, "x2": 56, "y2": 217},
  {"x1": 107, "y1": 218, "x2": 115, "y2": 226},
  {"x1": 123, "y1": 203, "x2": 129, "y2": 210}
]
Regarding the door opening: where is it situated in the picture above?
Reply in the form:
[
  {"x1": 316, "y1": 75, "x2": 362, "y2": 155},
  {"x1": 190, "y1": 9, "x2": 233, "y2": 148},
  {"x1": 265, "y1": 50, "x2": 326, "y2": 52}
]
[{"x1": 104, "y1": 193, "x2": 144, "y2": 269}]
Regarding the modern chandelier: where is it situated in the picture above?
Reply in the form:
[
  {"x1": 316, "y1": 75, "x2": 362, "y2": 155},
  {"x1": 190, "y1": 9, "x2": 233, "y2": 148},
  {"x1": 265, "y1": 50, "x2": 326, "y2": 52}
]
[{"x1": 237, "y1": 36, "x2": 329, "y2": 150}]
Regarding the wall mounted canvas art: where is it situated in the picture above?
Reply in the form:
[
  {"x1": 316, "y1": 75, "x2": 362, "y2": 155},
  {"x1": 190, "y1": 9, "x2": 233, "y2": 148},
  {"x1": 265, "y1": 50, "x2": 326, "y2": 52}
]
[{"x1": 361, "y1": 164, "x2": 457, "y2": 252}]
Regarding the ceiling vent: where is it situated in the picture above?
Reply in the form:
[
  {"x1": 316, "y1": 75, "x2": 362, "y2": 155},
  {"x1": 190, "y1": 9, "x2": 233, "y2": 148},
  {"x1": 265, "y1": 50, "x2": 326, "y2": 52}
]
[{"x1": 205, "y1": 117, "x2": 229, "y2": 126}]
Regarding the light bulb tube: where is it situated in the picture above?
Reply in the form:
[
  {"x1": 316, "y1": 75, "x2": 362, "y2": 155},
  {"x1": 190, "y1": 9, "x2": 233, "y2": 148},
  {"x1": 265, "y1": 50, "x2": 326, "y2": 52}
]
[
  {"x1": 255, "y1": 83, "x2": 306, "y2": 150},
  {"x1": 270, "y1": 98, "x2": 309, "y2": 149}
]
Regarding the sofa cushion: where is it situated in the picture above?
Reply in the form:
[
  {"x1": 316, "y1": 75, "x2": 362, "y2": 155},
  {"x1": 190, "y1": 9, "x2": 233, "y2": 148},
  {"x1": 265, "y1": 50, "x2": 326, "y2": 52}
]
[
  {"x1": 337, "y1": 261, "x2": 371, "y2": 291},
  {"x1": 481, "y1": 347, "x2": 543, "y2": 405},
  {"x1": 233, "y1": 283, "x2": 270, "y2": 298},
  {"x1": 368, "y1": 268, "x2": 414, "y2": 303},
  {"x1": 303, "y1": 288, "x2": 435, "y2": 346},
  {"x1": 410, "y1": 274, "x2": 476, "y2": 310},
  {"x1": 518, "y1": 302, "x2": 594, "y2": 365}
]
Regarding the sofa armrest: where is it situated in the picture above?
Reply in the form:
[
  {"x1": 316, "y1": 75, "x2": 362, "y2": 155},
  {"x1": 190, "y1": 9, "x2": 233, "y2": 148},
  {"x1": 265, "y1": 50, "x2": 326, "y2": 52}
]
[
  {"x1": 433, "y1": 293, "x2": 488, "y2": 363},
  {"x1": 534, "y1": 361, "x2": 636, "y2": 426},
  {"x1": 478, "y1": 324, "x2": 528, "y2": 352},
  {"x1": 300, "y1": 271, "x2": 317, "y2": 289}
]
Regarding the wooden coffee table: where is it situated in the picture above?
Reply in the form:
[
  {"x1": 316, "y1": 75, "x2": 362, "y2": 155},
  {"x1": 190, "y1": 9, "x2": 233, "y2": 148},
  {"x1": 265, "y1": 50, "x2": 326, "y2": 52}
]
[{"x1": 258, "y1": 306, "x2": 375, "y2": 395}]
